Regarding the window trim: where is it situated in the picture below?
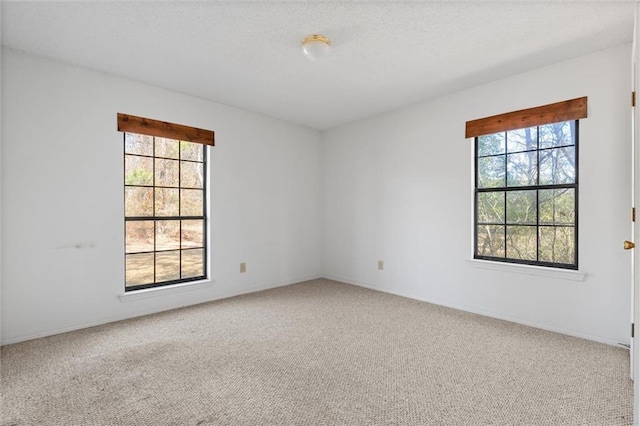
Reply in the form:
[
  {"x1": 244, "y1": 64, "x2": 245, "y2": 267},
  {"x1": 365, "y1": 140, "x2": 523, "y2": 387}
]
[
  {"x1": 465, "y1": 259, "x2": 587, "y2": 282},
  {"x1": 119, "y1": 279, "x2": 216, "y2": 302},
  {"x1": 465, "y1": 97, "x2": 587, "y2": 139},
  {"x1": 118, "y1": 113, "x2": 215, "y2": 146}
]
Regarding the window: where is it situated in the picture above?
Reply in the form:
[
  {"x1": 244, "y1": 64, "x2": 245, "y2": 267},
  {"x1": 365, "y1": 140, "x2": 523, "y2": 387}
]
[
  {"x1": 466, "y1": 97, "x2": 587, "y2": 269},
  {"x1": 118, "y1": 114, "x2": 214, "y2": 291}
]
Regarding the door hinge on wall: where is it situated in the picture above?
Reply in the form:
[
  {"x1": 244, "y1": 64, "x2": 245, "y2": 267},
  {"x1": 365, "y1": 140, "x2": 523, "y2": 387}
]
[
  {"x1": 633, "y1": 207, "x2": 636, "y2": 222},
  {"x1": 633, "y1": 91, "x2": 636, "y2": 107},
  {"x1": 633, "y1": 323, "x2": 635, "y2": 338}
]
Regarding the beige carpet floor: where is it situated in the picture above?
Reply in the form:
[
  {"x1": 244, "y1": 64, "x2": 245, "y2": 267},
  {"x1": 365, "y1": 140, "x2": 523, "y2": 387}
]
[{"x1": 0, "y1": 279, "x2": 633, "y2": 425}]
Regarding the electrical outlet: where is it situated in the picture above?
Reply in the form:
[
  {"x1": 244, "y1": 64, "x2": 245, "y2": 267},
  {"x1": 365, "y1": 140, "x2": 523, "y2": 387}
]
[
  {"x1": 240, "y1": 262, "x2": 247, "y2": 273},
  {"x1": 378, "y1": 260, "x2": 384, "y2": 270}
]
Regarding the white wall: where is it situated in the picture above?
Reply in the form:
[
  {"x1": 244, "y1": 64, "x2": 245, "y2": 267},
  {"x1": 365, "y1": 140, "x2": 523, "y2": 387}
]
[
  {"x1": 2, "y1": 44, "x2": 632, "y2": 347},
  {"x1": 1, "y1": 48, "x2": 322, "y2": 344},
  {"x1": 0, "y1": 7, "x2": 4, "y2": 343},
  {"x1": 322, "y1": 43, "x2": 632, "y2": 346}
]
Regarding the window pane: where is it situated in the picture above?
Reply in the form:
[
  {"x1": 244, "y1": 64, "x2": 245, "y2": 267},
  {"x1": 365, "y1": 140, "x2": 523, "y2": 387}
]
[
  {"x1": 126, "y1": 253, "x2": 154, "y2": 286},
  {"x1": 125, "y1": 155, "x2": 153, "y2": 186},
  {"x1": 155, "y1": 137, "x2": 179, "y2": 159},
  {"x1": 507, "y1": 127, "x2": 537, "y2": 153},
  {"x1": 156, "y1": 251, "x2": 180, "y2": 282},
  {"x1": 506, "y1": 191, "x2": 536, "y2": 225},
  {"x1": 477, "y1": 192, "x2": 505, "y2": 224},
  {"x1": 181, "y1": 189, "x2": 204, "y2": 216},
  {"x1": 155, "y1": 159, "x2": 179, "y2": 187},
  {"x1": 539, "y1": 226, "x2": 575, "y2": 264},
  {"x1": 478, "y1": 133, "x2": 505, "y2": 157},
  {"x1": 182, "y1": 219, "x2": 204, "y2": 248},
  {"x1": 507, "y1": 152, "x2": 538, "y2": 186},
  {"x1": 125, "y1": 133, "x2": 153, "y2": 156},
  {"x1": 155, "y1": 188, "x2": 179, "y2": 217},
  {"x1": 474, "y1": 117, "x2": 578, "y2": 269},
  {"x1": 126, "y1": 221, "x2": 154, "y2": 253},
  {"x1": 539, "y1": 147, "x2": 575, "y2": 185},
  {"x1": 506, "y1": 226, "x2": 537, "y2": 261},
  {"x1": 180, "y1": 161, "x2": 204, "y2": 189},
  {"x1": 181, "y1": 141, "x2": 203, "y2": 161},
  {"x1": 476, "y1": 225, "x2": 505, "y2": 258},
  {"x1": 125, "y1": 187, "x2": 153, "y2": 217},
  {"x1": 156, "y1": 220, "x2": 180, "y2": 251},
  {"x1": 478, "y1": 155, "x2": 505, "y2": 188},
  {"x1": 123, "y1": 128, "x2": 208, "y2": 291},
  {"x1": 539, "y1": 121, "x2": 575, "y2": 149},
  {"x1": 182, "y1": 249, "x2": 204, "y2": 278},
  {"x1": 539, "y1": 189, "x2": 575, "y2": 225}
]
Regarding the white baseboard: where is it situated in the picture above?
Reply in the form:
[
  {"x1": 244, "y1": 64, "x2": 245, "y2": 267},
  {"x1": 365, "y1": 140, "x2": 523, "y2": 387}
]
[
  {"x1": 323, "y1": 274, "x2": 625, "y2": 348},
  {"x1": 0, "y1": 274, "x2": 322, "y2": 346},
  {"x1": 3, "y1": 273, "x2": 623, "y2": 348}
]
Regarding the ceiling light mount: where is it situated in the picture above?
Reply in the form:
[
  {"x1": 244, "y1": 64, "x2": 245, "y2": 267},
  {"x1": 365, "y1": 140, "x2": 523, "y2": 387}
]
[{"x1": 302, "y1": 34, "x2": 330, "y2": 61}]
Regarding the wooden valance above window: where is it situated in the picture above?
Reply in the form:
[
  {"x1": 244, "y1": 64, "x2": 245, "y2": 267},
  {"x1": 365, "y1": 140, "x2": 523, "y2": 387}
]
[
  {"x1": 465, "y1": 97, "x2": 587, "y2": 139},
  {"x1": 117, "y1": 113, "x2": 215, "y2": 146}
]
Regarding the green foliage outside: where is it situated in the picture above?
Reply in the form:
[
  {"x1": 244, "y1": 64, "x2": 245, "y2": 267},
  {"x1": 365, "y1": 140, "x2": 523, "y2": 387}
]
[
  {"x1": 124, "y1": 134, "x2": 206, "y2": 286},
  {"x1": 125, "y1": 169, "x2": 153, "y2": 186},
  {"x1": 476, "y1": 121, "x2": 576, "y2": 266}
]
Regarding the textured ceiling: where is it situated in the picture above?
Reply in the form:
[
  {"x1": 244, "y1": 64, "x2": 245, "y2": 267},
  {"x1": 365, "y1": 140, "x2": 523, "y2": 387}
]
[{"x1": 1, "y1": 1, "x2": 635, "y2": 130}]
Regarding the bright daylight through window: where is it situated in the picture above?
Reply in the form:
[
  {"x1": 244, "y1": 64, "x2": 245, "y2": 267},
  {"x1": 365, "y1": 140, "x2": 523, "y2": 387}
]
[
  {"x1": 119, "y1": 114, "x2": 213, "y2": 291},
  {"x1": 467, "y1": 97, "x2": 587, "y2": 270},
  {"x1": 474, "y1": 122, "x2": 578, "y2": 268}
]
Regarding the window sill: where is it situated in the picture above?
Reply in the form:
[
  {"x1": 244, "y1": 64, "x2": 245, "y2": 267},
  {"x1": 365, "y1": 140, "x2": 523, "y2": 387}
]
[
  {"x1": 119, "y1": 279, "x2": 215, "y2": 302},
  {"x1": 466, "y1": 259, "x2": 587, "y2": 282}
]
